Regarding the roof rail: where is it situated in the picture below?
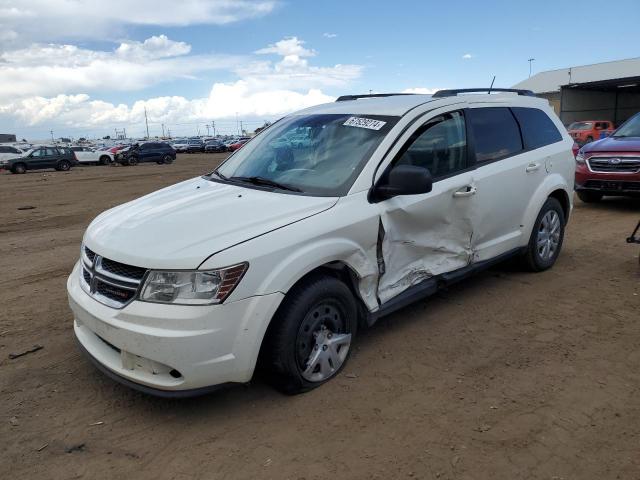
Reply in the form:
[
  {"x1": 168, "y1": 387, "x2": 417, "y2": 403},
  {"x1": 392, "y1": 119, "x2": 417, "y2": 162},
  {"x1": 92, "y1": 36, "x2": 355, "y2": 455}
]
[
  {"x1": 431, "y1": 88, "x2": 536, "y2": 98},
  {"x1": 335, "y1": 93, "x2": 416, "y2": 102}
]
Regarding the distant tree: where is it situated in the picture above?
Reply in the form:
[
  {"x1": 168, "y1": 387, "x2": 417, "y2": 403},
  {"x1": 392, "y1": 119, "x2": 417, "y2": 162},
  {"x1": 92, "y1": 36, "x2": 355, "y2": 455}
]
[
  {"x1": 103, "y1": 135, "x2": 111, "y2": 140},
  {"x1": 79, "y1": 137, "x2": 86, "y2": 142},
  {"x1": 22, "y1": 138, "x2": 27, "y2": 142}
]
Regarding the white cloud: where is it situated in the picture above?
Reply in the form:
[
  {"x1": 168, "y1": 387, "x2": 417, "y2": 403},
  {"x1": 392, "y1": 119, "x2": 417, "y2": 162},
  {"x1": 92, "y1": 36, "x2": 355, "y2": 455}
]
[
  {"x1": 462, "y1": 53, "x2": 474, "y2": 59},
  {"x1": 0, "y1": 37, "x2": 244, "y2": 101},
  {"x1": 115, "y1": 35, "x2": 191, "y2": 60},
  {"x1": 0, "y1": 0, "x2": 278, "y2": 46},
  {"x1": 402, "y1": 87, "x2": 442, "y2": 95},
  {"x1": 323, "y1": 32, "x2": 338, "y2": 39},
  {"x1": 255, "y1": 37, "x2": 316, "y2": 57},
  {"x1": 0, "y1": 36, "x2": 362, "y2": 135}
]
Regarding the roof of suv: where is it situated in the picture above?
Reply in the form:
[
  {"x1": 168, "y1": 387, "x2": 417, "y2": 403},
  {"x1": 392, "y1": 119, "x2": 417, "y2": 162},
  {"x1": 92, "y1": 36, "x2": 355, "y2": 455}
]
[{"x1": 296, "y1": 92, "x2": 549, "y2": 117}]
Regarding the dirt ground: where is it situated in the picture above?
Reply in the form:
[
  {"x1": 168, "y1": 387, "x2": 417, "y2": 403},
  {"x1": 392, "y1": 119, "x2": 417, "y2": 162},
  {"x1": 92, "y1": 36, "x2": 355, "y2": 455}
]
[{"x1": 1, "y1": 153, "x2": 639, "y2": 480}]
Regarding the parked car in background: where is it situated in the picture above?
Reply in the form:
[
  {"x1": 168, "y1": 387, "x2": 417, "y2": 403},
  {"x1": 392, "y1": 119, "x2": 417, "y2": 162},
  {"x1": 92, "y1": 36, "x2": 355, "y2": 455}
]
[
  {"x1": 172, "y1": 139, "x2": 189, "y2": 153},
  {"x1": 228, "y1": 138, "x2": 249, "y2": 151},
  {"x1": 0, "y1": 145, "x2": 25, "y2": 167},
  {"x1": 568, "y1": 120, "x2": 615, "y2": 145},
  {"x1": 186, "y1": 139, "x2": 205, "y2": 153},
  {"x1": 6, "y1": 146, "x2": 77, "y2": 174},
  {"x1": 68, "y1": 89, "x2": 574, "y2": 396},
  {"x1": 204, "y1": 140, "x2": 227, "y2": 153},
  {"x1": 575, "y1": 112, "x2": 640, "y2": 202},
  {"x1": 115, "y1": 142, "x2": 176, "y2": 166},
  {"x1": 70, "y1": 146, "x2": 113, "y2": 165}
]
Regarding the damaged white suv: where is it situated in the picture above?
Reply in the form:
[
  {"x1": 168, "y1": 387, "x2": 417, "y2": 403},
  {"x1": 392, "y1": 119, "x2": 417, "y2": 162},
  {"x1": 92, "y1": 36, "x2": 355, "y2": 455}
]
[{"x1": 68, "y1": 89, "x2": 574, "y2": 396}]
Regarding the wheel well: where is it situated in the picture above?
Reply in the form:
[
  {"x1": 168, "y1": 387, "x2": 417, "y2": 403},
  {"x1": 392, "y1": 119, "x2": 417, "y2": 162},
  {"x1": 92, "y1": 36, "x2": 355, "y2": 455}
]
[
  {"x1": 288, "y1": 262, "x2": 368, "y2": 324},
  {"x1": 549, "y1": 189, "x2": 570, "y2": 223}
]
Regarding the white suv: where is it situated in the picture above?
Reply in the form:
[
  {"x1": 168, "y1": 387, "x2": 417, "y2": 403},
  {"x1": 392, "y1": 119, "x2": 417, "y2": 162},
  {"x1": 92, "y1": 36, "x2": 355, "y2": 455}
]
[{"x1": 67, "y1": 89, "x2": 574, "y2": 396}]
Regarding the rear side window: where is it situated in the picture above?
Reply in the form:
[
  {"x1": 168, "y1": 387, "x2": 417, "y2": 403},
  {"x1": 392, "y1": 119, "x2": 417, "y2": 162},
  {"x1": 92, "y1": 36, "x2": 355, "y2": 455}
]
[
  {"x1": 468, "y1": 107, "x2": 522, "y2": 163},
  {"x1": 511, "y1": 107, "x2": 562, "y2": 150}
]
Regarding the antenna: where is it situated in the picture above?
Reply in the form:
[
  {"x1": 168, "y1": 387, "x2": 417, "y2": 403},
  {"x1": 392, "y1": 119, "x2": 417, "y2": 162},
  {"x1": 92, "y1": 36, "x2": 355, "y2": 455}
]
[{"x1": 488, "y1": 76, "x2": 496, "y2": 95}]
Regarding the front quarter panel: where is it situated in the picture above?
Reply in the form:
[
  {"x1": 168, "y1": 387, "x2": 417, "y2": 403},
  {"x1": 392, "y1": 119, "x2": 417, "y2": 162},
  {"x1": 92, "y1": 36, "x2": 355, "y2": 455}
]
[{"x1": 200, "y1": 191, "x2": 382, "y2": 311}]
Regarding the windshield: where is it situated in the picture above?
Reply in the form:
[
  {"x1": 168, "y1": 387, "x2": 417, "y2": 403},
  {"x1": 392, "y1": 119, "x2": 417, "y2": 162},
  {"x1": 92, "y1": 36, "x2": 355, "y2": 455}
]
[
  {"x1": 215, "y1": 113, "x2": 398, "y2": 196},
  {"x1": 568, "y1": 122, "x2": 593, "y2": 131},
  {"x1": 613, "y1": 114, "x2": 640, "y2": 138}
]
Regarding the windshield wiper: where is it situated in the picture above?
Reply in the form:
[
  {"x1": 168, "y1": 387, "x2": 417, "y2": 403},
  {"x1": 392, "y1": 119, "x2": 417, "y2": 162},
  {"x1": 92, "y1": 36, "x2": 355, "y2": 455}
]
[
  {"x1": 230, "y1": 176, "x2": 302, "y2": 192},
  {"x1": 207, "y1": 169, "x2": 228, "y2": 180}
]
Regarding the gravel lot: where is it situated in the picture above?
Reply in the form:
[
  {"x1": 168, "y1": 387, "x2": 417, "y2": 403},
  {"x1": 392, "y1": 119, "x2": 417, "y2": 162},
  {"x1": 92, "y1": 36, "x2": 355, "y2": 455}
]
[{"x1": 1, "y1": 153, "x2": 639, "y2": 479}]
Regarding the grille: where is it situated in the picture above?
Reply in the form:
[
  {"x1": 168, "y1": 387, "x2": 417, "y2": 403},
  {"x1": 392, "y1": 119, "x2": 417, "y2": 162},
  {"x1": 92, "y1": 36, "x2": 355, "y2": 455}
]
[
  {"x1": 85, "y1": 247, "x2": 96, "y2": 263},
  {"x1": 583, "y1": 180, "x2": 640, "y2": 192},
  {"x1": 588, "y1": 157, "x2": 640, "y2": 173},
  {"x1": 100, "y1": 257, "x2": 146, "y2": 280},
  {"x1": 81, "y1": 246, "x2": 146, "y2": 309}
]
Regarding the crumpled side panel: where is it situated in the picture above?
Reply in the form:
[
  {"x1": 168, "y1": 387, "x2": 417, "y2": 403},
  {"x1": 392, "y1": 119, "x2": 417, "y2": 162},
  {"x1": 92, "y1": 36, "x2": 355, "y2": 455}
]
[
  {"x1": 377, "y1": 186, "x2": 474, "y2": 305},
  {"x1": 344, "y1": 242, "x2": 380, "y2": 312}
]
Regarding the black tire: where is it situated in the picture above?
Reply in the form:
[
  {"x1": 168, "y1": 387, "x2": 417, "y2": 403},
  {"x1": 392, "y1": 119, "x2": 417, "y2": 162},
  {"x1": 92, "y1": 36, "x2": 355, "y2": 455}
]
[
  {"x1": 522, "y1": 197, "x2": 566, "y2": 272},
  {"x1": 162, "y1": 155, "x2": 173, "y2": 164},
  {"x1": 127, "y1": 156, "x2": 138, "y2": 166},
  {"x1": 586, "y1": 136, "x2": 594, "y2": 143},
  {"x1": 99, "y1": 155, "x2": 110, "y2": 165},
  {"x1": 577, "y1": 190, "x2": 603, "y2": 203},
  {"x1": 263, "y1": 275, "x2": 358, "y2": 395},
  {"x1": 57, "y1": 160, "x2": 71, "y2": 171},
  {"x1": 12, "y1": 163, "x2": 27, "y2": 174}
]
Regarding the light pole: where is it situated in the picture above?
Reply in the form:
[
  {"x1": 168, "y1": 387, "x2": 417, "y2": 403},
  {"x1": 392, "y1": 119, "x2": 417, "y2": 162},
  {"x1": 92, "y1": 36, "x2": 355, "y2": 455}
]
[{"x1": 528, "y1": 58, "x2": 535, "y2": 78}]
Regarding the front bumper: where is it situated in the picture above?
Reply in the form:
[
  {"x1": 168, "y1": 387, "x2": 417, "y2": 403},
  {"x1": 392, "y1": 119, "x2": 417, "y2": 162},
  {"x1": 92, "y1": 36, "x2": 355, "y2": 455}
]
[
  {"x1": 67, "y1": 262, "x2": 284, "y2": 395},
  {"x1": 575, "y1": 163, "x2": 640, "y2": 195}
]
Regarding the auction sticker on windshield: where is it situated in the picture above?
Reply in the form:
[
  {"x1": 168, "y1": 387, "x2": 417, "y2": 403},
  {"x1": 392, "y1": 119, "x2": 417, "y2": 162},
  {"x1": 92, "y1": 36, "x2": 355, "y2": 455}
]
[{"x1": 343, "y1": 117, "x2": 387, "y2": 130}]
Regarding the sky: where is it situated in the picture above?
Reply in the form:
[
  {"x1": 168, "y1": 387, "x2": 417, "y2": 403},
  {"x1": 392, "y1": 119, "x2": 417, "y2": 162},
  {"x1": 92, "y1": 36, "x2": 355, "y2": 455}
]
[{"x1": 1, "y1": 0, "x2": 639, "y2": 140}]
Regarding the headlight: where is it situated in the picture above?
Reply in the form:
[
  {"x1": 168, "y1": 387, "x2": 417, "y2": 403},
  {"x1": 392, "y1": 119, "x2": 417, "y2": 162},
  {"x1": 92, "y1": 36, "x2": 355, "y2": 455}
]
[
  {"x1": 140, "y1": 263, "x2": 248, "y2": 305},
  {"x1": 575, "y1": 151, "x2": 586, "y2": 165}
]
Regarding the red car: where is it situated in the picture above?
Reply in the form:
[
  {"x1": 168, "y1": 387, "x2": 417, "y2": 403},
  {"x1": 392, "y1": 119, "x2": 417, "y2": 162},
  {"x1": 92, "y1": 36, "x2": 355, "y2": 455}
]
[
  {"x1": 568, "y1": 120, "x2": 615, "y2": 146},
  {"x1": 575, "y1": 112, "x2": 640, "y2": 202},
  {"x1": 228, "y1": 139, "x2": 249, "y2": 151}
]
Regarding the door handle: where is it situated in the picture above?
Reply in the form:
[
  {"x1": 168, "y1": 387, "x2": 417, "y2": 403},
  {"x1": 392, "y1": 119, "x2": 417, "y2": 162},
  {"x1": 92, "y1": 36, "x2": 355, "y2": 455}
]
[
  {"x1": 453, "y1": 185, "x2": 477, "y2": 197},
  {"x1": 526, "y1": 162, "x2": 541, "y2": 173}
]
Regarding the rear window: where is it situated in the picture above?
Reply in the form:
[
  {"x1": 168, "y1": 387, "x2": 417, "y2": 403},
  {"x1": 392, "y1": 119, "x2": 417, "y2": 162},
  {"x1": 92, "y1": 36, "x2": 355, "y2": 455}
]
[
  {"x1": 511, "y1": 107, "x2": 563, "y2": 150},
  {"x1": 468, "y1": 107, "x2": 523, "y2": 163}
]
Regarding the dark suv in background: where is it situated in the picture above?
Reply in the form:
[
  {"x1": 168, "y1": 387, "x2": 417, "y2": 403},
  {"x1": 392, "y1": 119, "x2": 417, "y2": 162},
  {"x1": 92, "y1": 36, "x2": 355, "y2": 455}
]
[
  {"x1": 115, "y1": 142, "x2": 176, "y2": 166},
  {"x1": 6, "y1": 146, "x2": 78, "y2": 174},
  {"x1": 186, "y1": 139, "x2": 205, "y2": 153}
]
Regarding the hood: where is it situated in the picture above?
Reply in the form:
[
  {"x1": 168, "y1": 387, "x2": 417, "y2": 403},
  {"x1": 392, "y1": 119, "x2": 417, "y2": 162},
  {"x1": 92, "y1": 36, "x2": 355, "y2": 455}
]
[
  {"x1": 84, "y1": 177, "x2": 337, "y2": 269},
  {"x1": 582, "y1": 135, "x2": 640, "y2": 153}
]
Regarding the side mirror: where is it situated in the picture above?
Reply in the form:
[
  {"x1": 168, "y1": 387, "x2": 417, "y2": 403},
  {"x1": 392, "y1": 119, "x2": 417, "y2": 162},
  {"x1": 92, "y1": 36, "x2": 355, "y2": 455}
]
[{"x1": 374, "y1": 164, "x2": 433, "y2": 201}]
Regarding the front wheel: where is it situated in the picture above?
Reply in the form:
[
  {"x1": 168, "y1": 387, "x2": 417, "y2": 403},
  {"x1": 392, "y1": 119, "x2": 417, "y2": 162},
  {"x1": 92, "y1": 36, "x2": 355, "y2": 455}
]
[
  {"x1": 577, "y1": 190, "x2": 603, "y2": 203},
  {"x1": 126, "y1": 156, "x2": 138, "y2": 166},
  {"x1": 522, "y1": 197, "x2": 565, "y2": 272},
  {"x1": 162, "y1": 155, "x2": 173, "y2": 164},
  {"x1": 99, "y1": 155, "x2": 111, "y2": 165},
  {"x1": 263, "y1": 275, "x2": 357, "y2": 394}
]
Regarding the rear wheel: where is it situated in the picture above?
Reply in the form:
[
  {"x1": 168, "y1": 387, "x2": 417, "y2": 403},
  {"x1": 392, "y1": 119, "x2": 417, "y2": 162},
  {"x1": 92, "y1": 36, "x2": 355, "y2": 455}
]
[
  {"x1": 586, "y1": 136, "x2": 594, "y2": 143},
  {"x1": 57, "y1": 160, "x2": 71, "y2": 171},
  {"x1": 162, "y1": 155, "x2": 173, "y2": 164},
  {"x1": 577, "y1": 190, "x2": 603, "y2": 203},
  {"x1": 522, "y1": 197, "x2": 565, "y2": 272},
  {"x1": 12, "y1": 163, "x2": 27, "y2": 174},
  {"x1": 99, "y1": 155, "x2": 110, "y2": 165},
  {"x1": 264, "y1": 275, "x2": 357, "y2": 394}
]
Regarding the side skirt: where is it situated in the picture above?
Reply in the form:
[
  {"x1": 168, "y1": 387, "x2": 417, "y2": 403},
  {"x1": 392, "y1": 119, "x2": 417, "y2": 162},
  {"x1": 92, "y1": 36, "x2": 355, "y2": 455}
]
[{"x1": 366, "y1": 247, "x2": 525, "y2": 325}]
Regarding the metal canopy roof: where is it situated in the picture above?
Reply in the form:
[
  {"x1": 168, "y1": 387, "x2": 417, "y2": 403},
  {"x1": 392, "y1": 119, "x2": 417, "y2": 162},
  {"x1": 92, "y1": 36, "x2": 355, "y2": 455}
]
[{"x1": 513, "y1": 57, "x2": 640, "y2": 93}]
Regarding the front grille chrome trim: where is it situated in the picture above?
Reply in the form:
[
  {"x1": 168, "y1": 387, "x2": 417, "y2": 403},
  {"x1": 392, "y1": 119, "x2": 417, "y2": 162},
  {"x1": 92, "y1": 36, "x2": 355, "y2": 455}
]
[
  {"x1": 80, "y1": 246, "x2": 147, "y2": 309},
  {"x1": 587, "y1": 155, "x2": 640, "y2": 174}
]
